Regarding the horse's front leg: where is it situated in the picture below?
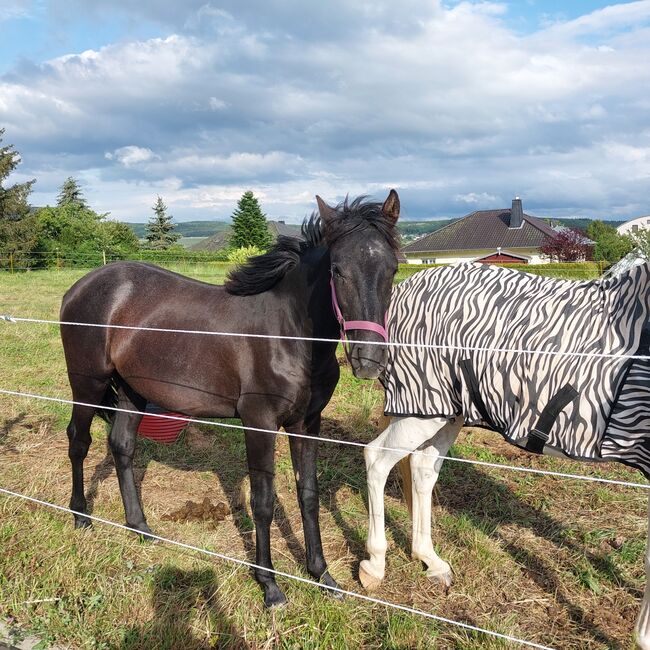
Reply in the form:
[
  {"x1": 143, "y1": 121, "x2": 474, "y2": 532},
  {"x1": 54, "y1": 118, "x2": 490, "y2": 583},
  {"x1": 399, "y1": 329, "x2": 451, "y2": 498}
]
[
  {"x1": 287, "y1": 414, "x2": 340, "y2": 595},
  {"x1": 636, "y1": 495, "x2": 650, "y2": 649},
  {"x1": 409, "y1": 417, "x2": 461, "y2": 587},
  {"x1": 359, "y1": 416, "x2": 451, "y2": 591}
]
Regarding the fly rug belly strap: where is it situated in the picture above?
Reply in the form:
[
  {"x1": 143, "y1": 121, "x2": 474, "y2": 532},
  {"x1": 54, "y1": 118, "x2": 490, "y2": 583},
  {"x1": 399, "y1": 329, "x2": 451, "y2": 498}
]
[{"x1": 383, "y1": 263, "x2": 650, "y2": 476}]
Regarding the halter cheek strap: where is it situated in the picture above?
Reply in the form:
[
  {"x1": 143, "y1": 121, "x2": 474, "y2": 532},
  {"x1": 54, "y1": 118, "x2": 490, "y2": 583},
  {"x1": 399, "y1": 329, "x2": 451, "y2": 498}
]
[{"x1": 329, "y1": 277, "x2": 388, "y2": 343}]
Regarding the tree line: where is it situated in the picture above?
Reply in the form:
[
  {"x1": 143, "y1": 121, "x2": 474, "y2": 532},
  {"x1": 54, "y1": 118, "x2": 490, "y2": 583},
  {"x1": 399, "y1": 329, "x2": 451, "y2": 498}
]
[{"x1": 0, "y1": 129, "x2": 274, "y2": 268}]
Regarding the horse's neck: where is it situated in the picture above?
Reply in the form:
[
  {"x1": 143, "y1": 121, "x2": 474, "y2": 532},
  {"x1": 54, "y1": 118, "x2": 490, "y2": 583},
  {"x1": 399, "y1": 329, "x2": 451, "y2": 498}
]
[{"x1": 273, "y1": 247, "x2": 339, "y2": 340}]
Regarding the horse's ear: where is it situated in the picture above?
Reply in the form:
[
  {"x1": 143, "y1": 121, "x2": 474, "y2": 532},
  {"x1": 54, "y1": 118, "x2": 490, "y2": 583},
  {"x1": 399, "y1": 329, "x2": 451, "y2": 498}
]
[
  {"x1": 382, "y1": 189, "x2": 400, "y2": 224},
  {"x1": 316, "y1": 195, "x2": 336, "y2": 224}
]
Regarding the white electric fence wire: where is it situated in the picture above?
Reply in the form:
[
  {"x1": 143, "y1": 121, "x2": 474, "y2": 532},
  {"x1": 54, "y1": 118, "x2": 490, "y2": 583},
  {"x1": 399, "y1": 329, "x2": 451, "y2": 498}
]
[
  {"x1": 0, "y1": 485, "x2": 555, "y2": 650},
  {"x1": 1, "y1": 387, "x2": 648, "y2": 490},
  {"x1": 3, "y1": 314, "x2": 650, "y2": 361}
]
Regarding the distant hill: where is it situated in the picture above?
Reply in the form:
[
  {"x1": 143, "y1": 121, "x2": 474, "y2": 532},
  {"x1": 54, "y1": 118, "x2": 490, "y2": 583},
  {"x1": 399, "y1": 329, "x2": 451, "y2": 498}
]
[
  {"x1": 544, "y1": 218, "x2": 625, "y2": 231},
  {"x1": 125, "y1": 220, "x2": 230, "y2": 239},
  {"x1": 192, "y1": 221, "x2": 304, "y2": 252},
  {"x1": 398, "y1": 220, "x2": 455, "y2": 243},
  {"x1": 123, "y1": 216, "x2": 627, "y2": 248}
]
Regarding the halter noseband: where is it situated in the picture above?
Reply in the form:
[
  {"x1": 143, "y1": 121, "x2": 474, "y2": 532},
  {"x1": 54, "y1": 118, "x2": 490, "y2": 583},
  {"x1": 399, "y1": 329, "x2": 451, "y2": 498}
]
[{"x1": 329, "y1": 276, "x2": 388, "y2": 347}]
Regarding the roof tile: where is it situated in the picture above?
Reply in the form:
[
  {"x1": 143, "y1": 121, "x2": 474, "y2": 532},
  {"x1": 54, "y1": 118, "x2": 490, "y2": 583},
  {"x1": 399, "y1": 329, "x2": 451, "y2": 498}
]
[{"x1": 402, "y1": 209, "x2": 557, "y2": 254}]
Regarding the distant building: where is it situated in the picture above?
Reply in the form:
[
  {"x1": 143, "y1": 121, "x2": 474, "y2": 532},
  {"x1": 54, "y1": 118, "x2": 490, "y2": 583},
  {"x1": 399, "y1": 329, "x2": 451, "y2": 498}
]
[
  {"x1": 402, "y1": 198, "x2": 557, "y2": 264},
  {"x1": 616, "y1": 215, "x2": 650, "y2": 236}
]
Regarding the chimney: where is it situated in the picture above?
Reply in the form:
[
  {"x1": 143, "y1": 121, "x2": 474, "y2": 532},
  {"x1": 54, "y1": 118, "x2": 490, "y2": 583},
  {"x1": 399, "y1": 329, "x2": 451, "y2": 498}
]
[{"x1": 510, "y1": 196, "x2": 523, "y2": 229}]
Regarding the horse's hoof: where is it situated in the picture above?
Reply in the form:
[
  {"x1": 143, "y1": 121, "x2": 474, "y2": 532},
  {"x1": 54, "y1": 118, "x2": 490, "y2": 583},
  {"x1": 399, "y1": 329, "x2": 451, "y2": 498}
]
[
  {"x1": 73, "y1": 516, "x2": 92, "y2": 530},
  {"x1": 264, "y1": 585, "x2": 288, "y2": 609},
  {"x1": 637, "y1": 634, "x2": 650, "y2": 650},
  {"x1": 425, "y1": 567, "x2": 453, "y2": 590},
  {"x1": 128, "y1": 522, "x2": 156, "y2": 542},
  {"x1": 359, "y1": 560, "x2": 383, "y2": 591},
  {"x1": 321, "y1": 571, "x2": 344, "y2": 599}
]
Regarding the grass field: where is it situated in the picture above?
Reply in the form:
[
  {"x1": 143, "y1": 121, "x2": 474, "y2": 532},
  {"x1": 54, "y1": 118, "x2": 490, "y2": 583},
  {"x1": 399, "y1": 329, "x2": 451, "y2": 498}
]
[{"x1": 0, "y1": 265, "x2": 648, "y2": 649}]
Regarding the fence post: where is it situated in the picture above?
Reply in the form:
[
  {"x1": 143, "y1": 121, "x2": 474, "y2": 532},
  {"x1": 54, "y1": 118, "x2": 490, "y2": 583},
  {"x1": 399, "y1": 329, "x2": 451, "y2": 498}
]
[
  {"x1": 9, "y1": 252, "x2": 13, "y2": 275},
  {"x1": 102, "y1": 250, "x2": 107, "y2": 266}
]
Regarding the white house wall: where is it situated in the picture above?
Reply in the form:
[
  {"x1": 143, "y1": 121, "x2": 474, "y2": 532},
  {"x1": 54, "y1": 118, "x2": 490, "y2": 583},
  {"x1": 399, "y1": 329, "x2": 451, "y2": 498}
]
[
  {"x1": 617, "y1": 216, "x2": 650, "y2": 235},
  {"x1": 405, "y1": 248, "x2": 548, "y2": 265}
]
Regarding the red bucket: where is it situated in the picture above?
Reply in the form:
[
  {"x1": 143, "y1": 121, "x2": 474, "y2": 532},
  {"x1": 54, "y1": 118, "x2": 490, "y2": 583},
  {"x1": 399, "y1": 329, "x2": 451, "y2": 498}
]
[{"x1": 137, "y1": 403, "x2": 189, "y2": 444}]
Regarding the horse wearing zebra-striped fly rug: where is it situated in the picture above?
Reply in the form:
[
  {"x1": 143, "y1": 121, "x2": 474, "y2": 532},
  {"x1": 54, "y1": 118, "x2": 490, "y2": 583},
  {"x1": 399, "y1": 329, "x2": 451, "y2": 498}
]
[{"x1": 359, "y1": 262, "x2": 650, "y2": 648}]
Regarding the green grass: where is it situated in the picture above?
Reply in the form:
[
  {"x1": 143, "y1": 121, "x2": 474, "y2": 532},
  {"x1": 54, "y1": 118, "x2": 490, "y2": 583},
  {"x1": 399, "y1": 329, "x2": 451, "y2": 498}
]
[{"x1": 0, "y1": 265, "x2": 648, "y2": 649}]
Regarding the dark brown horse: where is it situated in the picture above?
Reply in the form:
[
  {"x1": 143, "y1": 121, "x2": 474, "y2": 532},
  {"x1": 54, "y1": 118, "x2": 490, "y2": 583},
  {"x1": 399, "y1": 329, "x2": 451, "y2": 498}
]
[{"x1": 60, "y1": 191, "x2": 400, "y2": 606}]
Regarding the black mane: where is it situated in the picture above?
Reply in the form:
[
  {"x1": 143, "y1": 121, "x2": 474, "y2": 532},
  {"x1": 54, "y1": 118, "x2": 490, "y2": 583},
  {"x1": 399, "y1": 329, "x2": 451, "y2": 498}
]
[{"x1": 225, "y1": 196, "x2": 399, "y2": 296}]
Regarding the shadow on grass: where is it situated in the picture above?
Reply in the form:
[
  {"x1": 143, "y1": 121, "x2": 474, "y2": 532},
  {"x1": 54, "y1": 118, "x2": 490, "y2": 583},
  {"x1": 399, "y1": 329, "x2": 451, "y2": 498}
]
[
  {"x1": 0, "y1": 412, "x2": 30, "y2": 453},
  {"x1": 120, "y1": 565, "x2": 248, "y2": 649},
  {"x1": 437, "y1": 460, "x2": 634, "y2": 649},
  {"x1": 80, "y1": 417, "x2": 637, "y2": 648}
]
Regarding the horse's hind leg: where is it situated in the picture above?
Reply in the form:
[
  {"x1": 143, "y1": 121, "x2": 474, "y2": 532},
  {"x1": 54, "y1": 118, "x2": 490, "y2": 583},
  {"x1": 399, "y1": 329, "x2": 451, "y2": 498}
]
[
  {"x1": 409, "y1": 417, "x2": 461, "y2": 587},
  {"x1": 108, "y1": 385, "x2": 151, "y2": 537},
  {"x1": 636, "y1": 495, "x2": 650, "y2": 649},
  {"x1": 67, "y1": 404, "x2": 96, "y2": 529},
  {"x1": 359, "y1": 416, "x2": 450, "y2": 591}
]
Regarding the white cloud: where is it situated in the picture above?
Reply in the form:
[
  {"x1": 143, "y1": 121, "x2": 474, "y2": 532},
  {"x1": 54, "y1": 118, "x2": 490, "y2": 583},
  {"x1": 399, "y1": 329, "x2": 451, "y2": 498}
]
[
  {"x1": 0, "y1": 0, "x2": 31, "y2": 22},
  {"x1": 2, "y1": 1, "x2": 650, "y2": 220},
  {"x1": 455, "y1": 192, "x2": 500, "y2": 205},
  {"x1": 208, "y1": 97, "x2": 227, "y2": 110},
  {"x1": 106, "y1": 146, "x2": 156, "y2": 167}
]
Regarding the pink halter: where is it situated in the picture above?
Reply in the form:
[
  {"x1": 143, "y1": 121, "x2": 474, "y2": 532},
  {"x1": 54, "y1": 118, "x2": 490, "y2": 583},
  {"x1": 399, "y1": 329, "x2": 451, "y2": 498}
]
[{"x1": 329, "y1": 276, "x2": 388, "y2": 344}]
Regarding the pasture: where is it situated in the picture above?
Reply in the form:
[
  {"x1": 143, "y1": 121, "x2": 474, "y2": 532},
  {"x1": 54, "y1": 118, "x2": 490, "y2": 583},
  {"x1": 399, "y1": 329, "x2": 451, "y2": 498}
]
[{"x1": 0, "y1": 264, "x2": 647, "y2": 649}]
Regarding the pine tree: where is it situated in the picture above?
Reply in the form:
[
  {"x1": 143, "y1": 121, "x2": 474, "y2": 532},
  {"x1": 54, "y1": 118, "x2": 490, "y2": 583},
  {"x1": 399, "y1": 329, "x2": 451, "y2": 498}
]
[
  {"x1": 57, "y1": 177, "x2": 87, "y2": 208},
  {"x1": 0, "y1": 128, "x2": 35, "y2": 221},
  {"x1": 0, "y1": 129, "x2": 38, "y2": 264},
  {"x1": 230, "y1": 191, "x2": 272, "y2": 250},
  {"x1": 145, "y1": 196, "x2": 180, "y2": 249}
]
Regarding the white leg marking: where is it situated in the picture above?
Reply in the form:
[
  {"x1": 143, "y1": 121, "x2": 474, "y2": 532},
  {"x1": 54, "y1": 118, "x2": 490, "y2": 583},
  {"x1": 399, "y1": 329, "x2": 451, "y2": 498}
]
[
  {"x1": 410, "y1": 418, "x2": 461, "y2": 587},
  {"x1": 636, "y1": 495, "x2": 650, "y2": 649},
  {"x1": 359, "y1": 416, "x2": 451, "y2": 590}
]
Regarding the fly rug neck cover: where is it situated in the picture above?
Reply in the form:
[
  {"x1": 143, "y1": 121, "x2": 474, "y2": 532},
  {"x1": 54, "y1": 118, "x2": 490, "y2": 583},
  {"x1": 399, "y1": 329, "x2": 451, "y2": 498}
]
[{"x1": 383, "y1": 263, "x2": 650, "y2": 476}]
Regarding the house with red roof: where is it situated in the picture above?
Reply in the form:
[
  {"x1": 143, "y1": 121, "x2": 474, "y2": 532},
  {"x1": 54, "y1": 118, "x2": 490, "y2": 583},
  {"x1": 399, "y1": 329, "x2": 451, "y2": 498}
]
[{"x1": 402, "y1": 198, "x2": 557, "y2": 265}]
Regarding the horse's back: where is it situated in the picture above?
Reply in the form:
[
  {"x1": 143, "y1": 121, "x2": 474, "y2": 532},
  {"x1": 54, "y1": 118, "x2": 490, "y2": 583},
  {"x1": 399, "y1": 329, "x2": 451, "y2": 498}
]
[
  {"x1": 61, "y1": 261, "x2": 218, "y2": 316},
  {"x1": 59, "y1": 261, "x2": 311, "y2": 419},
  {"x1": 384, "y1": 261, "x2": 650, "y2": 470}
]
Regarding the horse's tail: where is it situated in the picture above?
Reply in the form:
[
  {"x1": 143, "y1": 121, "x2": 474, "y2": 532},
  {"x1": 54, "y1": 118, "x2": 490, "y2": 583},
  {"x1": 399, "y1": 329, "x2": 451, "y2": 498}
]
[{"x1": 95, "y1": 375, "x2": 120, "y2": 424}]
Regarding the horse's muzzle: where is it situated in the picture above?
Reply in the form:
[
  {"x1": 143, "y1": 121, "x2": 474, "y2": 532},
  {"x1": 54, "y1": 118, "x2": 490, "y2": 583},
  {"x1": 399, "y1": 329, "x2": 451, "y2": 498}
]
[{"x1": 349, "y1": 343, "x2": 387, "y2": 380}]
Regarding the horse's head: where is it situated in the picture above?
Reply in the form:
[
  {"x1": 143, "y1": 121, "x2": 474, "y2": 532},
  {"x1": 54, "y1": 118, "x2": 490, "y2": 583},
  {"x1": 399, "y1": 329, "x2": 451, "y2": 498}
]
[{"x1": 317, "y1": 190, "x2": 400, "y2": 379}]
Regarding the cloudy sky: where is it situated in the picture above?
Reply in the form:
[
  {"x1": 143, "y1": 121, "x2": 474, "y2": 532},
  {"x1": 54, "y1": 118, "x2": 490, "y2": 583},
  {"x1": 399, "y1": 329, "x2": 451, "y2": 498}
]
[{"x1": 1, "y1": 1, "x2": 649, "y2": 222}]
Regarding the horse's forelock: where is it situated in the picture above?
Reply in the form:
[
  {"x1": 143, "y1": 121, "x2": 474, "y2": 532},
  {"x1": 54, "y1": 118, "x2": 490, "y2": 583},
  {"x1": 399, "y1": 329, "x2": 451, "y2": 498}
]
[{"x1": 317, "y1": 196, "x2": 400, "y2": 251}]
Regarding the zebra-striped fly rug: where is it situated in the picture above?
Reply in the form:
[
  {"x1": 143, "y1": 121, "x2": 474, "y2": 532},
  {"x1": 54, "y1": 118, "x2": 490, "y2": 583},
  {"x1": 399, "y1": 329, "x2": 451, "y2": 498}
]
[{"x1": 383, "y1": 262, "x2": 650, "y2": 477}]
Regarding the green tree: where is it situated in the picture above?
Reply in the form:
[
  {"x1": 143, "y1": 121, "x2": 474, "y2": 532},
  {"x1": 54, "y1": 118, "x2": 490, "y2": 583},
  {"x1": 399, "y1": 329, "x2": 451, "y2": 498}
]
[
  {"x1": 57, "y1": 177, "x2": 88, "y2": 208},
  {"x1": 145, "y1": 196, "x2": 180, "y2": 249},
  {"x1": 227, "y1": 244, "x2": 263, "y2": 266},
  {"x1": 32, "y1": 177, "x2": 140, "y2": 266},
  {"x1": 98, "y1": 220, "x2": 140, "y2": 254},
  {"x1": 0, "y1": 128, "x2": 38, "y2": 266},
  {"x1": 626, "y1": 229, "x2": 650, "y2": 261},
  {"x1": 587, "y1": 220, "x2": 633, "y2": 264},
  {"x1": 230, "y1": 191, "x2": 272, "y2": 250}
]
